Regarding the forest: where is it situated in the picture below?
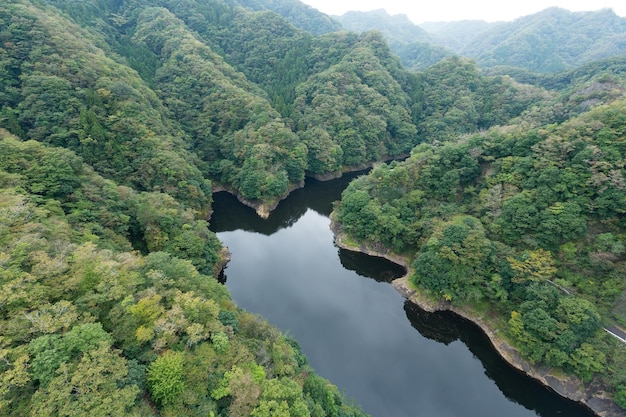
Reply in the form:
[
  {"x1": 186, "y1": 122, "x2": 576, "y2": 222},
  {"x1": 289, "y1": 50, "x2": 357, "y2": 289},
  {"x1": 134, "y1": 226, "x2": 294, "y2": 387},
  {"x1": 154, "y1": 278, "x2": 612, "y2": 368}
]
[
  {"x1": 334, "y1": 59, "x2": 626, "y2": 411},
  {"x1": 0, "y1": 0, "x2": 625, "y2": 415}
]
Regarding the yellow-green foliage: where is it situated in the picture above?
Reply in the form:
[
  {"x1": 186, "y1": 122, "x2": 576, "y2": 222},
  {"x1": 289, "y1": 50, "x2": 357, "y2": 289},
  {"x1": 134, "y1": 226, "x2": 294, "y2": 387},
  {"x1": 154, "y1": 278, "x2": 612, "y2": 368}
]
[{"x1": 0, "y1": 127, "x2": 366, "y2": 416}]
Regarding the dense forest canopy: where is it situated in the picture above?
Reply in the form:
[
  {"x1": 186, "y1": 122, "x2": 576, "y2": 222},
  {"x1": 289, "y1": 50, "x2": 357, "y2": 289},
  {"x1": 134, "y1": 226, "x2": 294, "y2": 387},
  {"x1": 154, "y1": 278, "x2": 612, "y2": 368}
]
[
  {"x1": 1, "y1": 0, "x2": 626, "y2": 414},
  {"x1": 335, "y1": 9, "x2": 455, "y2": 71},
  {"x1": 0, "y1": 0, "x2": 542, "y2": 210},
  {"x1": 460, "y1": 7, "x2": 626, "y2": 72},
  {"x1": 334, "y1": 73, "x2": 626, "y2": 410},
  {"x1": 0, "y1": 129, "x2": 371, "y2": 416},
  {"x1": 225, "y1": 0, "x2": 342, "y2": 35}
]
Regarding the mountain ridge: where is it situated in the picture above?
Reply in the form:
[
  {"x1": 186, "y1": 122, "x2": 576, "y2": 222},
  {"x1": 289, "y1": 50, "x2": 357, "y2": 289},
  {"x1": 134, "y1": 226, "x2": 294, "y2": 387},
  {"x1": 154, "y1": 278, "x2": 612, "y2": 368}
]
[{"x1": 336, "y1": 6, "x2": 626, "y2": 73}]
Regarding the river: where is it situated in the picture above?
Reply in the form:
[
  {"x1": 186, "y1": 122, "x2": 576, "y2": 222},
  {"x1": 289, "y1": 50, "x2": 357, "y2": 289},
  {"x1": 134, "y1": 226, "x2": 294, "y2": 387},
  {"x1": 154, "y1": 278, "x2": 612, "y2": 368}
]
[{"x1": 210, "y1": 173, "x2": 596, "y2": 417}]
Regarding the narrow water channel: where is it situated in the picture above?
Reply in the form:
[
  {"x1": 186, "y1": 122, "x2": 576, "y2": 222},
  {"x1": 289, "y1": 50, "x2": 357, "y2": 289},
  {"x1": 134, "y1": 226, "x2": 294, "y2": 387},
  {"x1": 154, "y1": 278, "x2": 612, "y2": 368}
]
[{"x1": 209, "y1": 174, "x2": 596, "y2": 417}]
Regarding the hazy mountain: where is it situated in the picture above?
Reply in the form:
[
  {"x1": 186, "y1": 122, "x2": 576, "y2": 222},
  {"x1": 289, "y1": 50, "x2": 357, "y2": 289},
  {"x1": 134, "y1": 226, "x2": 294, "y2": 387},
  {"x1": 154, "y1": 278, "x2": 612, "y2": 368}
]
[
  {"x1": 419, "y1": 20, "x2": 499, "y2": 51},
  {"x1": 2, "y1": 0, "x2": 626, "y2": 415},
  {"x1": 337, "y1": 6, "x2": 626, "y2": 73},
  {"x1": 336, "y1": 9, "x2": 432, "y2": 44},
  {"x1": 461, "y1": 7, "x2": 626, "y2": 72},
  {"x1": 335, "y1": 9, "x2": 454, "y2": 70},
  {"x1": 226, "y1": 0, "x2": 342, "y2": 34}
]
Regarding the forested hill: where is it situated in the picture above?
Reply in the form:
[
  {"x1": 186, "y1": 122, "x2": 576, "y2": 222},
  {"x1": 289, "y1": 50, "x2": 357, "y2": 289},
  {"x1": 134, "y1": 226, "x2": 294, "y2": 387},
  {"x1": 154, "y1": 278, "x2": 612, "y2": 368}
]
[
  {"x1": 0, "y1": 129, "x2": 371, "y2": 417},
  {"x1": 335, "y1": 9, "x2": 432, "y2": 44},
  {"x1": 335, "y1": 9, "x2": 454, "y2": 71},
  {"x1": 0, "y1": 0, "x2": 541, "y2": 415},
  {"x1": 0, "y1": 0, "x2": 384, "y2": 414},
  {"x1": 461, "y1": 7, "x2": 626, "y2": 72},
  {"x1": 2, "y1": 0, "x2": 626, "y2": 415},
  {"x1": 338, "y1": 7, "x2": 626, "y2": 73},
  {"x1": 333, "y1": 70, "x2": 626, "y2": 412},
  {"x1": 0, "y1": 0, "x2": 542, "y2": 213},
  {"x1": 224, "y1": 0, "x2": 342, "y2": 34}
]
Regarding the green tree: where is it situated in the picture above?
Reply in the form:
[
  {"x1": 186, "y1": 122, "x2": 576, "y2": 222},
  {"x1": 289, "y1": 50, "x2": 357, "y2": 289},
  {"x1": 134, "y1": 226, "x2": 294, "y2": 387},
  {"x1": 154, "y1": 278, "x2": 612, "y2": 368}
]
[
  {"x1": 252, "y1": 378, "x2": 310, "y2": 417},
  {"x1": 30, "y1": 344, "x2": 139, "y2": 417},
  {"x1": 146, "y1": 351, "x2": 185, "y2": 407},
  {"x1": 508, "y1": 249, "x2": 557, "y2": 284}
]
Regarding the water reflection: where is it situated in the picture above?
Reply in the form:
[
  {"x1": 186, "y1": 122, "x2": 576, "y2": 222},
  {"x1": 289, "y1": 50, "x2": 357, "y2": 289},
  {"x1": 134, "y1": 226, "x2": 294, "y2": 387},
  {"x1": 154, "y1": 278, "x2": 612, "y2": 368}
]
[
  {"x1": 210, "y1": 175, "x2": 597, "y2": 417},
  {"x1": 404, "y1": 303, "x2": 596, "y2": 416},
  {"x1": 338, "y1": 248, "x2": 405, "y2": 283},
  {"x1": 210, "y1": 172, "x2": 364, "y2": 234}
]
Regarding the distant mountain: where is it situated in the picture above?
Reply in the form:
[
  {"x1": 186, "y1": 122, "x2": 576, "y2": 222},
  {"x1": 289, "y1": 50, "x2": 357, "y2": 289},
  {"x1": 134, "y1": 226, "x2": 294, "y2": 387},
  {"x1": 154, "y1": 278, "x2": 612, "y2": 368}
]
[
  {"x1": 226, "y1": 0, "x2": 341, "y2": 34},
  {"x1": 461, "y1": 7, "x2": 626, "y2": 72},
  {"x1": 335, "y1": 9, "x2": 453, "y2": 70},
  {"x1": 3, "y1": 1, "x2": 626, "y2": 415},
  {"x1": 419, "y1": 20, "x2": 499, "y2": 51},
  {"x1": 336, "y1": 9, "x2": 431, "y2": 44},
  {"x1": 338, "y1": 7, "x2": 626, "y2": 74}
]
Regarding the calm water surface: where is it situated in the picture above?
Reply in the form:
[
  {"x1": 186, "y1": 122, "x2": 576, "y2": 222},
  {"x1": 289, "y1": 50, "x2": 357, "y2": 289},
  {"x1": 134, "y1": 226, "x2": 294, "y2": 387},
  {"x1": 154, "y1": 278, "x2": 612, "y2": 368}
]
[{"x1": 210, "y1": 174, "x2": 596, "y2": 417}]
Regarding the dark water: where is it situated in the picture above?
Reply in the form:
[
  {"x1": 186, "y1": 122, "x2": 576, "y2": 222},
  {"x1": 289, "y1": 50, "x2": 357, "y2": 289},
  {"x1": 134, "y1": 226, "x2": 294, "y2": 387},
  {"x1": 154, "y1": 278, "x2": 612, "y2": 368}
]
[{"x1": 210, "y1": 174, "x2": 596, "y2": 417}]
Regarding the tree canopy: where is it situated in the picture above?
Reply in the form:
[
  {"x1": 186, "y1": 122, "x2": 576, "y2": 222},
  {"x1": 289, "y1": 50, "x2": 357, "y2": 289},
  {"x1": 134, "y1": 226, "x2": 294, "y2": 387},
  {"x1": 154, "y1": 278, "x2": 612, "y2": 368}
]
[
  {"x1": 2, "y1": 0, "x2": 626, "y2": 413},
  {"x1": 334, "y1": 91, "x2": 626, "y2": 406}
]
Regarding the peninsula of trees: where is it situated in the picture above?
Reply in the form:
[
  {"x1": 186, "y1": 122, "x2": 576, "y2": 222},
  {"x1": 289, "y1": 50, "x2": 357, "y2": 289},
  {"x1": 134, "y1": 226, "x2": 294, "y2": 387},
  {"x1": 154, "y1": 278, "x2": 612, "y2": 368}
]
[{"x1": 334, "y1": 64, "x2": 626, "y2": 412}]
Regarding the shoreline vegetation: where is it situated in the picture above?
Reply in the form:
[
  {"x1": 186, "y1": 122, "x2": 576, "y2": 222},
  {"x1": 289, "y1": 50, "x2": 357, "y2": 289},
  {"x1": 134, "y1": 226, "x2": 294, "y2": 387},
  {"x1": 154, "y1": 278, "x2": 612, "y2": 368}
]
[
  {"x1": 0, "y1": 129, "x2": 373, "y2": 417},
  {"x1": 212, "y1": 157, "x2": 407, "y2": 218},
  {"x1": 329, "y1": 216, "x2": 624, "y2": 417},
  {"x1": 3, "y1": 0, "x2": 625, "y2": 415}
]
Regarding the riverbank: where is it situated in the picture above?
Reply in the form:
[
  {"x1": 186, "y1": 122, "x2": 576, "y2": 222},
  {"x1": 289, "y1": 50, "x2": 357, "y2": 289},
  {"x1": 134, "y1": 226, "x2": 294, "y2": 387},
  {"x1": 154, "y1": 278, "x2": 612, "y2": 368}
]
[
  {"x1": 211, "y1": 180, "x2": 305, "y2": 219},
  {"x1": 329, "y1": 216, "x2": 625, "y2": 417},
  {"x1": 211, "y1": 155, "x2": 407, "y2": 218}
]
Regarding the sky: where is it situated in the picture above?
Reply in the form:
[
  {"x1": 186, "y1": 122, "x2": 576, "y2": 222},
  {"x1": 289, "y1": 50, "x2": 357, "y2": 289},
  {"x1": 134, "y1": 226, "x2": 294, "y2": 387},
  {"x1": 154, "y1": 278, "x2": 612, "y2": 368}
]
[{"x1": 299, "y1": 0, "x2": 626, "y2": 24}]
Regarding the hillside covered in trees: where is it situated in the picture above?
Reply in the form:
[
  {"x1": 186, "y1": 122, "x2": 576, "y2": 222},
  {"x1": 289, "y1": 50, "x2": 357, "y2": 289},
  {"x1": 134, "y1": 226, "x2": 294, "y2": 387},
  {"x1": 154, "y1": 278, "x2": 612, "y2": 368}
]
[
  {"x1": 0, "y1": 0, "x2": 542, "y2": 213},
  {"x1": 2, "y1": 0, "x2": 626, "y2": 415},
  {"x1": 335, "y1": 9, "x2": 454, "y2": 71},
  {"x1": 0, "y1": 129, "x2": 372, "y2": 416},
  {"x1": 333, "y1": 67, "x2": 626, "y2": 411}
]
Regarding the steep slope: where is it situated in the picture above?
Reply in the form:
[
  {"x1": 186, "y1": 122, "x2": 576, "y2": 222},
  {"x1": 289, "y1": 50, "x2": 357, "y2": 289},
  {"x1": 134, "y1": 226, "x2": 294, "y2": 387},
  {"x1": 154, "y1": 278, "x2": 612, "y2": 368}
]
[
  {"x1": 0, "y1": 130, "x2": 368, "y2": 416},
  {"x1": 338, "y1": 7, "x2": 626, "y2": 74},
  {"x1": 410, "y1": 56, "x2": 550, "y2": 142},
  {"x1": 227, "y1": 0, "x2": 342, "y2": 34},
  {"x1": 1, "y1": 0, "x2": 547, "y2": 212},
  {"x1": 134, "y1": 7, "x2": 307, "y2": 205},
  {"x1": 293, "y1": 32, "x2": 418, "y2": 174},
  {"x1": 4, "y1": 0, "x2": 626, "y2": 415},
  {"x1": 333, "y1": 75, "x2": 626, "y2": 414},
  {"x1": 0, "y1": 0, "x2": 212, "y2": 212}
]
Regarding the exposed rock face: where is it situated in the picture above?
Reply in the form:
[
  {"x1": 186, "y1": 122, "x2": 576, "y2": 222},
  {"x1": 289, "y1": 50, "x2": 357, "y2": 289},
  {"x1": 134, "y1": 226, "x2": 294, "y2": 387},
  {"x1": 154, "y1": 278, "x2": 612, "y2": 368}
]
[
  {"x1": 214, "y1": 245, "x2": 232, "y2": 277},
  {"x1": 331, "y1": 218, "x2": 626, "y2": 417},
  {"x1": 392, "y1": 277, "x2": 625, "y2": 417}
]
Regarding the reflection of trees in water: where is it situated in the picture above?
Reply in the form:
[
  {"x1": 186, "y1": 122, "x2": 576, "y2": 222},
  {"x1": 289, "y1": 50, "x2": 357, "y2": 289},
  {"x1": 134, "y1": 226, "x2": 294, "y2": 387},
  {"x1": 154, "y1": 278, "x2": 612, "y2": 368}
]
[
  {"x1": 211, "y1": 169, "x2": 596, "y2": 417},
  {"x1": 209, "y1": 191, "x2": 304, "y2": 235},
  {"x1": 217, "y1": 269, "x2": 228, "y2": 284},
  {"x1": 209, "y1": 172, "x2": 366, "y2": 235},
  {"x1": 338, "y1": 249, "x2": 405, "y2": 283},
  {"x1": 404, "y1": 301, "x2": 597, "y2": 417},
  {"x1": 404, "y1": 301, "x2": 459, "y2": 345}
]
